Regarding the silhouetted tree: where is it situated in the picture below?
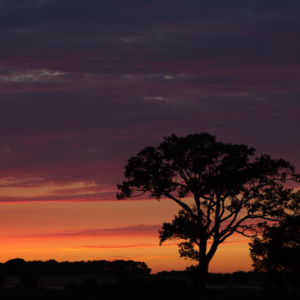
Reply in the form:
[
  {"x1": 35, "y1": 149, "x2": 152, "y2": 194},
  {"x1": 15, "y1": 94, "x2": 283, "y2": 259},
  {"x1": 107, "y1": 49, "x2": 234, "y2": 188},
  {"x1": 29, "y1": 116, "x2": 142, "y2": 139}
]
[
  {"x1": 5, "y1": 258, "x2": 26, "y2": 276},
  {"x1": 117, "y1": 133, "x2": 300, "y2": 290},
  {"x1": 249, "y1": 215, "x2": 300, "y2": 292}
]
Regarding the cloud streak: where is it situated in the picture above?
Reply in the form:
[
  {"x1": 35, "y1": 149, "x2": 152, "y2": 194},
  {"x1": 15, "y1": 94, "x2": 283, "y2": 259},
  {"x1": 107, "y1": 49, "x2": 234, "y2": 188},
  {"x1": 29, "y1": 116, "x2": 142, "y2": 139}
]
[{"x1": 25, "y1": 224, "x2": 162, "y2": 239}]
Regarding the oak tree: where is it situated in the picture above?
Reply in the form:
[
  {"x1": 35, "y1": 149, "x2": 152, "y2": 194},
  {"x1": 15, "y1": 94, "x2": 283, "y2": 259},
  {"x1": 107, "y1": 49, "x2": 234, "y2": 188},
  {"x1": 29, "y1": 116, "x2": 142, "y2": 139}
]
[{"x1": 117, "y1": 133, "x2": 300, "y2": 290}]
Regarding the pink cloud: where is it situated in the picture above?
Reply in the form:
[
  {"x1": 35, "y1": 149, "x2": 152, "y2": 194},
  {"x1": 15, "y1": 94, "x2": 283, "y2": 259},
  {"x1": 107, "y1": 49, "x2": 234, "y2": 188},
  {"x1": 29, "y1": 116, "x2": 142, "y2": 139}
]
[
  {"x1": 27, "y1": 224, "x2": 162, "y2": 239},
  {"x1": 66, "y1": 243, "x2": 178, "y2": 250}
]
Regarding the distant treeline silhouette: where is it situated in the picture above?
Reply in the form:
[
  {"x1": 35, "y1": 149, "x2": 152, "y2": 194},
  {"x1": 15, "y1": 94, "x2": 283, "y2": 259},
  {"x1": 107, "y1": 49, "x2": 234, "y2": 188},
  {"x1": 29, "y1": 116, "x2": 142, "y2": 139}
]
[
  {"x1": 0, "y1": 258, "x2": 151, "y2": 276},
  {"x1": 156, "y1": 270, "x2": 258, "y2": 285}
]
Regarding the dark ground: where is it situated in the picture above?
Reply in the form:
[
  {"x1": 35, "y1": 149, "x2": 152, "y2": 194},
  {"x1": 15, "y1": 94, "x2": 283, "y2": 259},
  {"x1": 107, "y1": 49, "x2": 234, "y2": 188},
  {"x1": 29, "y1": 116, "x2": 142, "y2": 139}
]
[
  {"x1": 0, "y1": 275, "x2": 297, "y2": 300},
  {"x1": 0, "y1": 286, "x2": 296, "y2": 300}
]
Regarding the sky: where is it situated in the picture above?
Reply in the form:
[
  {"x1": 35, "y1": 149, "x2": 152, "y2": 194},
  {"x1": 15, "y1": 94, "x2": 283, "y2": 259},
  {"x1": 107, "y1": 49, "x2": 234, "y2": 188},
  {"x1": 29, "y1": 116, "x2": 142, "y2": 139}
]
[{"x1": 0, "y1": 0, "x2": 300, "y2": 274}]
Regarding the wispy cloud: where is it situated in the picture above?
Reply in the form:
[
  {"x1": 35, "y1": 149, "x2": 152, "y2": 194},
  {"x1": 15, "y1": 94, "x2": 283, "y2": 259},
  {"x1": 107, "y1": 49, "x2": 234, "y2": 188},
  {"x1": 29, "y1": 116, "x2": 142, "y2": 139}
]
[
  {"x1": 62, "y1": 243, "x2": 178, "y2": 251},
  {"x1": 95, "y1": 255, "x2": 177, "y2": 261},
  {"x1": 27, "y1": 224, "x2": 162, "y2": 239},
  {"x1": 0, "y1": 69, "x2": 66, "y2": 83}
]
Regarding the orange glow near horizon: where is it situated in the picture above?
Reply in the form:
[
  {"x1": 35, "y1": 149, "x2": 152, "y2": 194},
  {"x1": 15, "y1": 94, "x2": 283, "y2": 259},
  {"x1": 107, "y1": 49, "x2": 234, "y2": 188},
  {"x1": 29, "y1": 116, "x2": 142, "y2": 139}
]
[{"x1": 0, "y1": 200, "x2": 253, "y2": 273}]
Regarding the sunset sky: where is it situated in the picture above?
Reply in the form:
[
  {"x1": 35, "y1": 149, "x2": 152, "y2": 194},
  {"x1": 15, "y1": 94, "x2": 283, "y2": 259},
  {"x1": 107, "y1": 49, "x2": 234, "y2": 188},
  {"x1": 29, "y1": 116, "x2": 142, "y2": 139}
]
[{"x1": 0, "y1": 0, "x2": 300, "y2": 274}]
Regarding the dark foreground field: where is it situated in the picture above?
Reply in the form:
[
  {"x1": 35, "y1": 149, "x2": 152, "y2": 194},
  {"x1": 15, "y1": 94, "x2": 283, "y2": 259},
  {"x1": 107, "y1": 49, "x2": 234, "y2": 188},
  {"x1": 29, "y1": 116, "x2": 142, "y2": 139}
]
[
  {"x1": 0, "y1": 286, "x2": 296, "y2": 300},
  {"x1": 0, "y1": 277, "x2": 297, "y2": 300}
]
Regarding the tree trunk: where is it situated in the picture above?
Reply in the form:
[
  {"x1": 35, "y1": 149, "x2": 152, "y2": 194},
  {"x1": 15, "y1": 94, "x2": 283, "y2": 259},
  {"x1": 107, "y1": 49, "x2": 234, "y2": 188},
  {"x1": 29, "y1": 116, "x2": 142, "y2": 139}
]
[
  {"x1": 195, "y1": 234, "x2": 210, "y2": 291},
  {"x1": 197, "y1": 257, "x2": 209, "y2": 291}
]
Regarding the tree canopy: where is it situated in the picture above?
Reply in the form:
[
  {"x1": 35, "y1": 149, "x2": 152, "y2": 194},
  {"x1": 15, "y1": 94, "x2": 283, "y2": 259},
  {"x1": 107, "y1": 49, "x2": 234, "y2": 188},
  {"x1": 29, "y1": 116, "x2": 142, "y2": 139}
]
[
  {"x1": 249, "y1": 215, "x2": 300, "y2": 292},
  {"x1": 117, "y1": 133, "x2": 300, "y2": 289}
]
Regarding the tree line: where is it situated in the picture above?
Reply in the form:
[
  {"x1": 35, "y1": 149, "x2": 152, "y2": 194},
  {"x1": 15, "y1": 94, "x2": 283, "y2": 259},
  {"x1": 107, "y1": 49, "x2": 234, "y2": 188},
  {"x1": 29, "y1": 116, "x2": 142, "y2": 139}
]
[{"x1": 0, "y1": 258, "x2": 151, "y2": 276}]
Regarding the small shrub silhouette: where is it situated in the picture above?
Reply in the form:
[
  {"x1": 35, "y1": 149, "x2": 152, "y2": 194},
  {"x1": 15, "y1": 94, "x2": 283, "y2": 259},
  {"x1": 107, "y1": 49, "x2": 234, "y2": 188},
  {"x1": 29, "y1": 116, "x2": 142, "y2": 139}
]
[
  {"x1": 231, "y1": 271, "x2": 248, "y2": 285},
  {"x1": 0, "y1": 273, "x2": 6, "y2": 287},
  {"x1": 82, "y1": 277, "x2": 99, "y2": 290},
  {"x1": 214, "y1": 274, "x2": 228, "y2": 285},
  {"x1": 21, "y1": 272, "x2": 39, "y2": 288}
]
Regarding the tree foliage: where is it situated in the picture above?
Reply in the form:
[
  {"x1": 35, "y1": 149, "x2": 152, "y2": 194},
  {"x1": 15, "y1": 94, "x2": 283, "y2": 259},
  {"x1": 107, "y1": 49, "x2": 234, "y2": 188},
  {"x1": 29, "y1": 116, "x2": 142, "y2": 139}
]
[
  {"x1": 159, "y1": 208, "x2": 200, "y2": 261},
  {"x1": 117, "y1": 133, "x2": 300, "y2": 288},
  {"x1": 249, "y1": 216, "x2": 300, "y2": 291}
]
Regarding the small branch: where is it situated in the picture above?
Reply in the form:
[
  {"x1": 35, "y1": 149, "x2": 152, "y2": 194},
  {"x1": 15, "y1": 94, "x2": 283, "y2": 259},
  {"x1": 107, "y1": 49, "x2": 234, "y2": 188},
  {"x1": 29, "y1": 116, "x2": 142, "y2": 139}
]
[{"x1": 165, "y1": 193, "x2": 194, "y2": 216}]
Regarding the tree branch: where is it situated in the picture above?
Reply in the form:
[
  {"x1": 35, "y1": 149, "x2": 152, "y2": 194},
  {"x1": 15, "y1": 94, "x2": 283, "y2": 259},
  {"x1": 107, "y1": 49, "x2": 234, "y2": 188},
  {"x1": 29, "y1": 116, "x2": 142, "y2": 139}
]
[{"x1": 164, "y1": 192, "x2": 194, "y2": 216}]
